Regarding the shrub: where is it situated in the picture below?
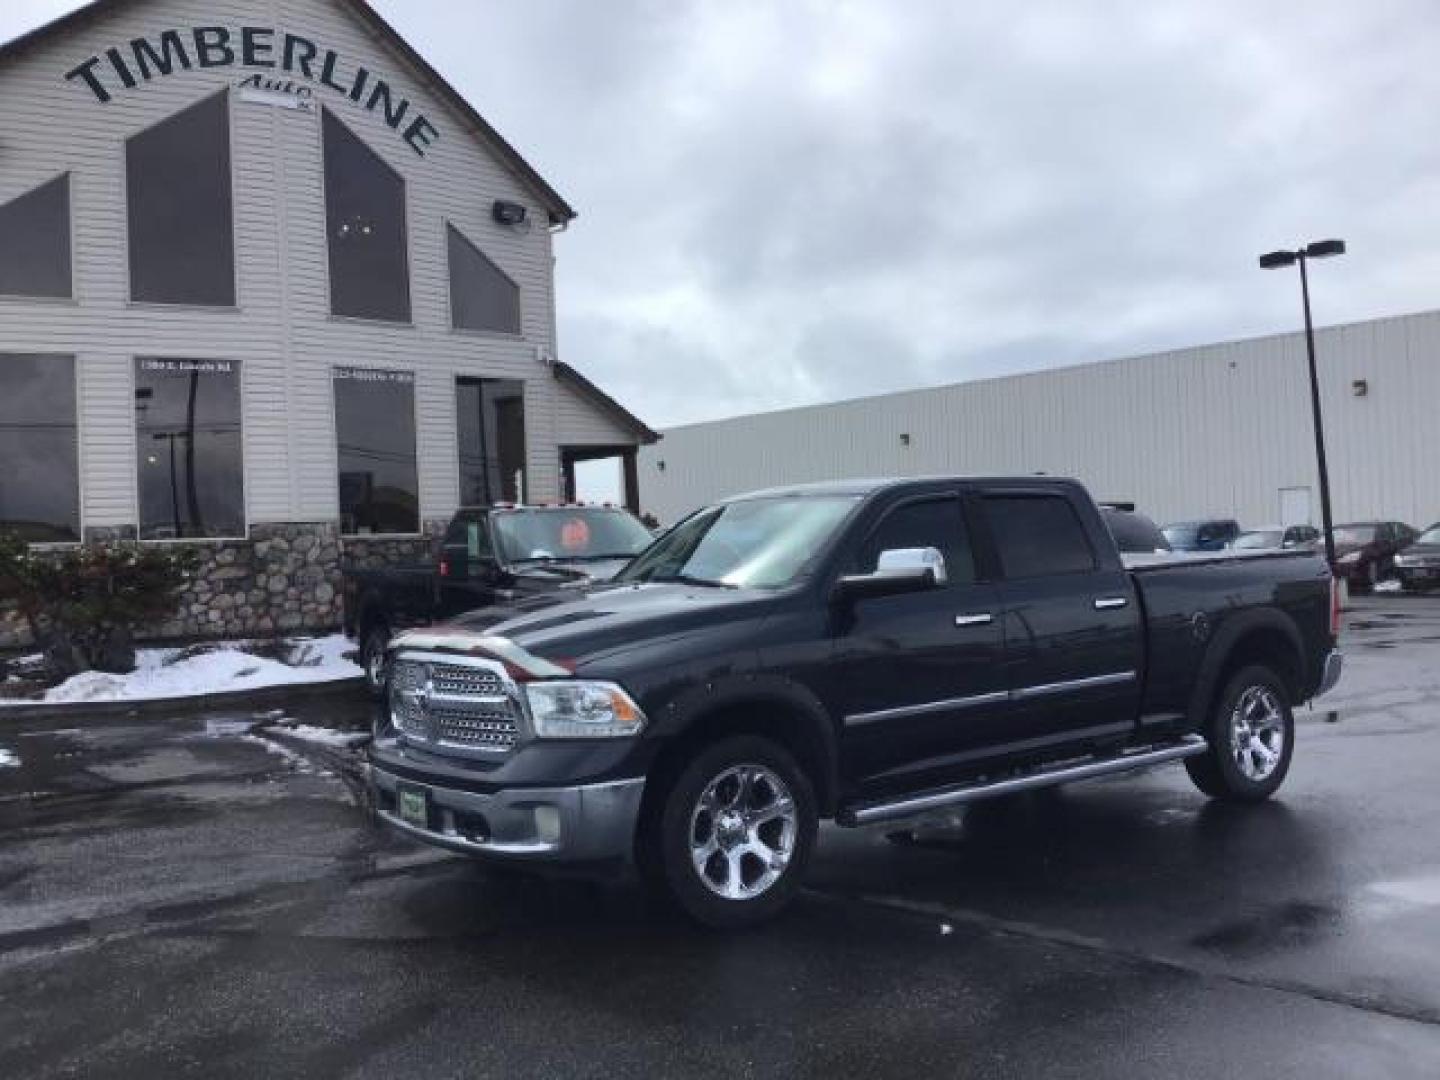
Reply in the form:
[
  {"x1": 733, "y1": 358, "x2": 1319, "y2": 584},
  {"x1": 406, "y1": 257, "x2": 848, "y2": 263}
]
[{"x1": 0, "y1": 533, "x2": 197, "y2": 677}]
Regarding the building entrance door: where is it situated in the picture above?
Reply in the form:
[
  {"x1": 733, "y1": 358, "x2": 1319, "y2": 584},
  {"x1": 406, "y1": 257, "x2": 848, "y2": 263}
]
[{"x1": 1279, "y1": 486, "x2": 1312, "y2": 526}]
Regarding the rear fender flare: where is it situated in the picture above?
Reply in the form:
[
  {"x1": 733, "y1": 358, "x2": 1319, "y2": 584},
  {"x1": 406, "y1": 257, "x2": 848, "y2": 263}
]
[{"x1": 1186, "y1": 608, "x2": 1304, "y2": 726}]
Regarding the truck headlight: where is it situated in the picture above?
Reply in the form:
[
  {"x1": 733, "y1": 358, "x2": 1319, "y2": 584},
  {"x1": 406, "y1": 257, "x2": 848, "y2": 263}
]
[{"x1": 524, "y1": 681, "x2": 647, "y2": 739}]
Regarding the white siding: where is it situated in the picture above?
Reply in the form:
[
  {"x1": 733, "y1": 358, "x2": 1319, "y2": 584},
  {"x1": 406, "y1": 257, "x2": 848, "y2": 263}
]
[
  {"x1": 0, "y1": 0, "x2": 628, "y2": 532},
  {"x1": 640, "y1": 310, "x2": 1440, "y2": 529}
]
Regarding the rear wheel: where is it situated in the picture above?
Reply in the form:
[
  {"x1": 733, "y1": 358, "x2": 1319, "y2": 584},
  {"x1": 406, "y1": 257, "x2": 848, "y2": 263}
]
[
  {"x1": 360, "y1": 623, "x2": 391, "y2": 699},
  {"x1": 1186, "y1": 664, "x2": 1294, "y2": 802},
  {"x1": 640, "y1": 735, "x2": 817, "y2": 929}
]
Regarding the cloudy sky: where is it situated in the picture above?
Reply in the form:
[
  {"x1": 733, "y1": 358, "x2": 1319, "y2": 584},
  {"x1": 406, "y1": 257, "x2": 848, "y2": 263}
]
[{"x1": 6, "y1": 0, "x2": 1440, "y2": 434}]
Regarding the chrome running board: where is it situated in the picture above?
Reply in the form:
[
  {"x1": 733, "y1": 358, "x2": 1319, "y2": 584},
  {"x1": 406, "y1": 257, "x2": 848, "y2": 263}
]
[{"x1": 837, "y1": 735, "x2": 1208, "y2": 827}]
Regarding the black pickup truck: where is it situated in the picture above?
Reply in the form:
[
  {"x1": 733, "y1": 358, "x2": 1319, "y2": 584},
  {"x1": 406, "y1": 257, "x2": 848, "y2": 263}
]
[
  {"x1": 367, "y1": 477, "x2": 1342, "y2": 927},
  {"x1": 341, "y1": 504, "x2": 656, "y2": 693}
]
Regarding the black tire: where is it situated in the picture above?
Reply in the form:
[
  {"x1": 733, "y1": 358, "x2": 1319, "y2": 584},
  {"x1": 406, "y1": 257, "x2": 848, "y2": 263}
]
[
  {"x1": 360, "y1": 623, "x2": 391, "y2": 699},
  {"x1": 639, "y1": 735, "x2": 817, "y2": 929},
  {"x1": 1186, "y1": 663, "x2": 1295, "y2": 802}
]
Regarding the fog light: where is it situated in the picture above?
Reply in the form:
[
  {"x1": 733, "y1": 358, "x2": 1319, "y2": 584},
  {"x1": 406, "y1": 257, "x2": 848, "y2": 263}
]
[{"x1": 534, "y1": 805, "x2": 562, "y2": 844}]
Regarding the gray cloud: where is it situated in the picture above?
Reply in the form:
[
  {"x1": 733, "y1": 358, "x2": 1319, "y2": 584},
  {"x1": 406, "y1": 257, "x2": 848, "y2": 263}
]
[{"x1": 6, "y1": 0, "x2": 1438, "y2": 430}]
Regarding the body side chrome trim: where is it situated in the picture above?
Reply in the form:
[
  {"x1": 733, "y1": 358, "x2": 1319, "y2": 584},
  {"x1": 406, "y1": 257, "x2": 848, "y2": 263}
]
[
  {"x1": 845, "y1": 690, "x2": 1010, "y2": 728},
  {"x1": 1010, "y1": 670, "x2": 1136, "y2": 701},
  {"x1": 845, "y1": 670, "x2": 1138, "y2": 727}
]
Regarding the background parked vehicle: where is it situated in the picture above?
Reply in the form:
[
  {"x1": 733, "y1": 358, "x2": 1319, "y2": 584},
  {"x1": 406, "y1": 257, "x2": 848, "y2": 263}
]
[
  {"x1": 1395, "y1": 523, "x2": 1440, "y2": 593},
  {"x1": 1099, "y1": 504, "x2": 1172, "y2": 554},
  {"x1": 1332, "y1": 521, "x2": 1419, "y2": 592},
  {"x1": 1161, "y1": 519, "x2": 1241, "y2": 552},
  {"x1": 342, "y1": 504, "x2": 657, "y2": 694},
  {"x1": 1230, "y1": 525, "x2": 1322, "y2": 552}
]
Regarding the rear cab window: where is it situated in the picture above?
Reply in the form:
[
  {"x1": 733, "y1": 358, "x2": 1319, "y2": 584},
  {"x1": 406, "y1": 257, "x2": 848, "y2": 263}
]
[{"x1": 981, "y1": 493, "x2": 1097, "y2": 578}]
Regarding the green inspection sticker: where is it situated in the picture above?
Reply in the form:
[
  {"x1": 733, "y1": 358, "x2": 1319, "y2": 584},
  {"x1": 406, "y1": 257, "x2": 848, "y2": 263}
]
[{"x1": 397, "y1": 786, "x2": 429, "y2": 828}]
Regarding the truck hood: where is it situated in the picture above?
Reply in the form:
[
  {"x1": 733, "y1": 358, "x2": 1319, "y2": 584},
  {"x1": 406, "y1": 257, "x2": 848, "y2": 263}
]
[{"x1": 393, "y1": 582, "x2": 773, "y2": 669}]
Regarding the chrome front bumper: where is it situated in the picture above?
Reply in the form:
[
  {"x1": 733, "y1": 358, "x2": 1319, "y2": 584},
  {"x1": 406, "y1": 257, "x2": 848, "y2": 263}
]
[
  {"x1": 1315, "y1": 649, "x2": 1343, "y2": 699},
  {"x1": 369, "y1": 765, "x2": 646, "y2": 864}
]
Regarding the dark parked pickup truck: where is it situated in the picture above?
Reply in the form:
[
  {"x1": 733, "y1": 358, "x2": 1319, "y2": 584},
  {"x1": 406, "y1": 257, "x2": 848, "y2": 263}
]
[
  {"x1": 368, "y1": 477, "x2": 1342, "y2": 927},
  {"x1": 342, "y1": 504, "x2": 656, "y2": 694}
]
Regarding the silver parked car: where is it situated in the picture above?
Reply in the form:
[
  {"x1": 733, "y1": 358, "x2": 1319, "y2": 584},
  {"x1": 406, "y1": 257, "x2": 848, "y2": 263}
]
[{"x1": 1230, "y1": 525, "x2": 1322, "y2": 552}]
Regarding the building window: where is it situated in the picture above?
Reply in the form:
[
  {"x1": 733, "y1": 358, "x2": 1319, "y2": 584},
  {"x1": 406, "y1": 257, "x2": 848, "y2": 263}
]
[
  {"x1": 448, "y1": 224, "x2": 520, "y2": 334},
  {"x1": 135, "y1": 359, "x2": 245, "y2": 540},
  {"x1": 126, "y1": 92, "x2": 235, "y2": 306},
  {"x1": 334, "y1": 368, "x2": 419, "y2": 534},
  {"x1": 0, "y1": 355, "x2": 79, "y2": 542},
  {"x1": 323, "y1": 109, "x2": 411, "y2": 322},
  {"x1": 0, "y1": 174, "x2": 72, "y2": 299},
  {"x1": 456, "y1": 378, "x2": 526, "y2": 505}
]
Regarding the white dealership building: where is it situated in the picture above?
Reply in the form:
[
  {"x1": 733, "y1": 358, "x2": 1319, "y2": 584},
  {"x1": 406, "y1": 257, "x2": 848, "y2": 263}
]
[
  {"x1": 0, "y1": 0, "x2": 655, "y2": 642},
  {"x1": 640, "y1": 308, "x2": 1440, "y2": 531}
]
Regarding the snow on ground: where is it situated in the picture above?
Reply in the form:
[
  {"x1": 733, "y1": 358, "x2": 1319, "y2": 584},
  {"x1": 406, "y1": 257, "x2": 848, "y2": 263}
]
[
  {"x1": 268, "y1": 723, "x2": 370, "y2": 749},
  {"x1": 0, "y1": 635, "x2": 361, "y2": 706},
  {"x1": 0, "y1": 748, "x2": 19, "y2": 768}
]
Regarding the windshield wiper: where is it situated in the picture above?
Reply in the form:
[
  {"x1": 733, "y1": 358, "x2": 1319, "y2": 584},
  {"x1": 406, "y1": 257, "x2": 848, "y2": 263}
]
[{"x1": 652, "y1": 573, "x2": 738, "y2": 589}]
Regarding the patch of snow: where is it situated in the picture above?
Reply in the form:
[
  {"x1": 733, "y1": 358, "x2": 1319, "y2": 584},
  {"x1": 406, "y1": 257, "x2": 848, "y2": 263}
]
[
  {"x1": 0, "y1": 748, "x2": 19, "y2": 768},
  {"x1": 268, "y1": 723, "x2": 370, "y2": 749},
  {"x1": 0, "y1": 634, "x2": 361, "y2": 706}
]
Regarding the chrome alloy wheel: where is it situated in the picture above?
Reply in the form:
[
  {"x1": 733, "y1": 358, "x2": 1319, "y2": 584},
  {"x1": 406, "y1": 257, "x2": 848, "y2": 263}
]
[
  {"x1": 1230, "y1": 685, "x2": 1287, "y2": 781},
  {"x1": 688, "y1": 764, "x2": 798, "y2": 900}
]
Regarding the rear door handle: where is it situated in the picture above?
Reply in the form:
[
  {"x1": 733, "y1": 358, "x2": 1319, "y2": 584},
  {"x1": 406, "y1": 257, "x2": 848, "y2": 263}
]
[
  {"x1": 954, "y1": 613, "x2": 994, "y2": 627},
  {"x1": 1094, "y1": 596, "x2": 1129, "y2": 610}
]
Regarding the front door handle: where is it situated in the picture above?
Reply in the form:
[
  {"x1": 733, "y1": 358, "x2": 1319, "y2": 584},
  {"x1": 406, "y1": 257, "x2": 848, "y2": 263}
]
[
  {"x1": 954, "y1": 613, "x2": 994, "y2": 627},
  {"x1": 1094, "y1": 596, "x2": 1129, "y2": 610}
]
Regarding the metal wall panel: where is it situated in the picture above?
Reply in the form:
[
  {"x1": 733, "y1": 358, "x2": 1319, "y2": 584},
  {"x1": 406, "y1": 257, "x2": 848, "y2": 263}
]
[{"x1": 640, "y1": 310, "x2": 1440, "y2": 530}]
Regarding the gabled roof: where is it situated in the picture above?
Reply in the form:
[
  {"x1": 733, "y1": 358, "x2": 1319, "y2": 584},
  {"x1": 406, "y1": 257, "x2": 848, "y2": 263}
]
[
  {"x1": 554, "y1": 362, "x2": 660, "y2": 445},
  {"x1": 0, "y1": 0, "x2": 576, "y2": 223}
]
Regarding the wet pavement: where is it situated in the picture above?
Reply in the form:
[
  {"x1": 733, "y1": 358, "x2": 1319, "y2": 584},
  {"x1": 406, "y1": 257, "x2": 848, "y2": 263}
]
[{"x1": 2, "y1": 596, "x2": 1439, "y2": 1078}]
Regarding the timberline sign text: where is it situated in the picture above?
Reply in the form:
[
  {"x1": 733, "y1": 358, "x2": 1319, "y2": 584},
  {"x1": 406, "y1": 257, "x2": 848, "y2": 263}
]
[{"x1": 64, "y1": 26, "x2": 439, "y2": 157}]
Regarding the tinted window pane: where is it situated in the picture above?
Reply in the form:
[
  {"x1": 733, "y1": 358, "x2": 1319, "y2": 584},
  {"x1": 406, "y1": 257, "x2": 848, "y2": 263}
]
[
  {"x1": 861, "y1": 498, "x2": 975, "y2": 584},
  {"x1": 323, "y1": 110, "x2": 410, "y2": 322},
  {"x1": 335, "y1": 368, "x2": 418, "y2": 534},
  {"x1": 127, "y1": 92, "x2": 235, "y2": 305},
  {"x1": 0, "y1": 354, "x2": 78, "y2": 542},
  {"x1": 984, "y1": 494, "x2": 1096, "y2": 578},
  {"x1": 135, "y1": 359, "x2": 244, "y2": 539},
  {"x1": 0, "y1": 175, "x2": 71, "y2": 298},
  {"x1": 448, "y1": 225, "x2": 520, "y2": 333},
  {"x1": 1103, "y1": 508, "x2": 1170, "y2": 553},
  {"x1": 456, "y1": 377, "x2": 526, "y2": 504}
]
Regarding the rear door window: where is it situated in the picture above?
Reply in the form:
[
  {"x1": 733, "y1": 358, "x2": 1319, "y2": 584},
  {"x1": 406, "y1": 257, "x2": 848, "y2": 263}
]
[{"x1": 982, "y1": 494, "x2": 1097, "y2": 578}]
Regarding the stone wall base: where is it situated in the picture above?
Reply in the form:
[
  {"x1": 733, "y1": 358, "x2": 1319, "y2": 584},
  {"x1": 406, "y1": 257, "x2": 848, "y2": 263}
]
[{"x1": 0, "y1": 520, "x2": 448, "y2": 651}]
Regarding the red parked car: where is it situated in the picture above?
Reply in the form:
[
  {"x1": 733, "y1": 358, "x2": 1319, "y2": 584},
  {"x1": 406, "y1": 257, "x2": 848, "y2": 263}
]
[{"x1": 1332, "y1": 521, "x2": 1419, "y2": 591}]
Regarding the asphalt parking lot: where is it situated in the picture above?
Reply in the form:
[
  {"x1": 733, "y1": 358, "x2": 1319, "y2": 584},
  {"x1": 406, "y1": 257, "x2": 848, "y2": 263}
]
[{"x1": 2, "y1": 595, "x2": 1439, "y2": 1078}]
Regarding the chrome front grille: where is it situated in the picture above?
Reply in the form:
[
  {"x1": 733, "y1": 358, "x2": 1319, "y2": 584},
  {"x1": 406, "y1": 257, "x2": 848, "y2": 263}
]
[{"x1": 389, "y1": 655, "x2": 520, "y2": 754}]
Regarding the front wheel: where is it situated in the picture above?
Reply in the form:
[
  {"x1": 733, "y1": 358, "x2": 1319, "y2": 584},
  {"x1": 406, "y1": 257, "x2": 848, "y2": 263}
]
[
  {"x1": 641, "y1": 735, "x2": 817, "y2": 929},
  {"x1": 1186, "y1": 664, "x2": 1295, "y2": 802}
]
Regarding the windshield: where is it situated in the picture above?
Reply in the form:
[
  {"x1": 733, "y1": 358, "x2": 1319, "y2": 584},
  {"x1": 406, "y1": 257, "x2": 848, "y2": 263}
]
[
  {"x1": 616, "y1": 495, "x2": 860, "y2": 589},
  {"x1": 1233, "y1": 530, "x2": 1284, "y2": 550},
  {"x1": 1416, "y1": 525, "x2": 1440, "y2": 545},
  {"x1": 1333, "y1": 525, "x2": 1377, "y2": 547},
  {"x1": 491, "y1": 509, "x2": 655, "y2": 562},
  {"x1": 1104, "y1": 510, "x2": 1170, "y2": 553}
]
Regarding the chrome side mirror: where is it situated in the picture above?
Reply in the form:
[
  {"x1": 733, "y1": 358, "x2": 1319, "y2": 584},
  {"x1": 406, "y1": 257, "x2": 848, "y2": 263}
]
[{"x1": 876, "y1": 546, "x2": 948, "y2": 583}]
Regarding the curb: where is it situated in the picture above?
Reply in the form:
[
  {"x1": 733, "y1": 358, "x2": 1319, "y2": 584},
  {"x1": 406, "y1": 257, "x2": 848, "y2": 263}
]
[{"x1": 0, "y1": 676, "x2": 367, "y2": 724}]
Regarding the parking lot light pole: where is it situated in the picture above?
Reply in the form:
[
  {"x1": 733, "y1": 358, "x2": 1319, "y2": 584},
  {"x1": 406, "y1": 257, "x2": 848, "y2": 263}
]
[{"x1": 1258, "y1": 239, "x2": 1346, "y2": 568}]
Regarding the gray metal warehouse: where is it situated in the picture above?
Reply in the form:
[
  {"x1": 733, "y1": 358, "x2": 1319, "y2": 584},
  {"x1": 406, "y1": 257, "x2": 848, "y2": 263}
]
[
  {"x1": 0, "y1": 0, "x2": 655, "y2": 644},
  {"x1": 639, "y1": 308, "x2": 1440, "y2": 531}
]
